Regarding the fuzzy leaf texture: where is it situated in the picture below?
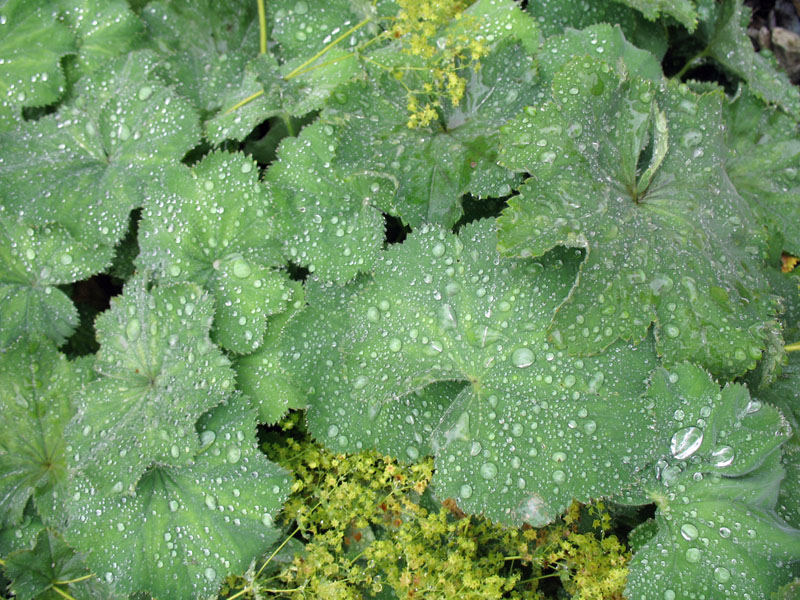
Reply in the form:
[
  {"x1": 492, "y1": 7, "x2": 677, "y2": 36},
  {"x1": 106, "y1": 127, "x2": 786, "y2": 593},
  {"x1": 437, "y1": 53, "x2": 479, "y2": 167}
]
[
  {"x1": 498, "y1": 56, "x2": 776, "y2": 378},
  {"x1": 287, "y1": 219, "x2": 661, "y2": 525},
  {"x1": 625, "y1": 363, "x2": 799, "y2": 599},
  {"x1": 0, "y1": 213, "x2": 113, "y2": 348},
  {"x1": 65, "y1": 279, "x2": 235, "y2": 495},
  {"x1": 66, "y1": 401, "x2": 290, "y2": 600},
  {"x1": 0, "y1": 0, "x2": 74, "y2": 130},
  {"x1": 324, "y1": 0, "x2": 538, "y2": 227},
  {"x1": 138, "y1": 151, "x2": 289, "y2": 353},
  {"x1": 0, "y1": 50, "x2": 200, "y2": 251},
  {"x1": 0, "y1": 343, "x2": 93, "y2": 527}
]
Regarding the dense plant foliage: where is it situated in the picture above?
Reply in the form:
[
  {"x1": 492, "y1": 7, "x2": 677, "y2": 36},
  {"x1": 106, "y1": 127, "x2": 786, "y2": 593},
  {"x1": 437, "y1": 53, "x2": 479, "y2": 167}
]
[{"x1": 0, "y1": 0, "x2": 799, "y2": 598}]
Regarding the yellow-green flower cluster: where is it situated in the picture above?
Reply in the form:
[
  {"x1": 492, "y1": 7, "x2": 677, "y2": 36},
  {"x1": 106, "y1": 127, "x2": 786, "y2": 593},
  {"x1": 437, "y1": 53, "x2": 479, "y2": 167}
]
[
  {"x1": 219, "y1": 413, "x2": 631, "y2": 599},
  {"x1": 387, "y1": 0, "x2": 489, "y2": 127}
]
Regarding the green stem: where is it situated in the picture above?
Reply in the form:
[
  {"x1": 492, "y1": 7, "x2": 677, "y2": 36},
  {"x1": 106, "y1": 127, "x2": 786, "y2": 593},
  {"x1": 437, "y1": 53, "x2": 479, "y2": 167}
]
[
  {"x1": 786, "y1": 342, "x2": 800, "y2": 352},
  {"x1": 675, "y1": 48, "x2": 709, "y2": 79},
  {"x1": 54, "y1": 573, "x2": 94, "y2": 585},
  {"x1": 222, "y1": 17, "x2": 373, "y2": 115},
  {"x1": 284, "y1": 17, "x2": 372, "y2": 80},
  {"x1": 50, "y1": 586, "x2": 78, "y2": 600},
  {"x1": 257, "y1": 0, "x2": 267, "y2": 54}
]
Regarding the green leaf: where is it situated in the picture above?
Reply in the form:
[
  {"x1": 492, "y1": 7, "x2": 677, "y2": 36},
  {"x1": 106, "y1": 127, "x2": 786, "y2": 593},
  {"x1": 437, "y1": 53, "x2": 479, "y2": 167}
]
[
  {"x1": 325, "y1": 38, "x2": 533, "y2": 227},
  {"x1": 138, "y1": 152, "x2": 289, "y2": 353},
  {"x1": 498, "y1": 56, "x2": 775, "y2": 378},
  {"x1": 537, "y1": 23, "x2": 664, "y2": 85},
  {"x1": 724, "y1": 89, "x2": 800, "y2": 256},
  {"x1": 612, "y1": 0, "x2": 699, "y2": 31},
  {"x1": 527, "y1": 0, "x2": 668, "y2": 59},
  {"x1": 0, "y1": 0, "x2": 75, "y2": 130},
  {"x1": 778, "y1": 441, "x2": 800, "y2": 529},
  {"x1": 0, "y1": 513, "x2": 43, "y2": 557},
  {"x1": 59, "y1": 0, "x2": 146, "y2": 82},
  {"x1": 625, "y1": 364, "x2": 798, "y2": 600},
  {"x1": 696, "y1": 0, "x2": 800, "y2": 119},
  {"x1": 755, "y1": 352, "x2": 800, "y2": 439},
  {"x1": 5, "y1": 529, "x2": 114, "y2": 600},
  {"x1": 66, "y1": 401, "x2": 291, "y2": 600},
  {"x1": 264, "y1": 120, "x2": 390, "y2": 282},
  {"x1": 140, "y1": 0, "x2": 258, "y2": 117},
  {"x1": 0, "y1": 50, "x2": 201, "y2": 250},
  {"x1": 207, "y1": 47, "x2": 361, "y2": 144},
  {"x1": 289, "y1": 219, "x2": 660, "y2": 525},
  {"x1": 0, "y1": 213, "x2": 113, "y2": 348},
  {"x1": 0, "y1": 342, "x2": 93, "y2": 526},
  {"x1": 234, "y1": 281, "x2": 306, "y2": 424},
  {"x1": 65, "y1": 279, "x2": 235, "y2": 495}
]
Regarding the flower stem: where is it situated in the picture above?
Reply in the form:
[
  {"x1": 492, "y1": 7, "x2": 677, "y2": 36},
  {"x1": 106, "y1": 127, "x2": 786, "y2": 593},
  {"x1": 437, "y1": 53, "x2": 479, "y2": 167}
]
[
  {"x1": 257, "y1": 0, "x2": 267, "y2": 54},
  {"x1": 786, "y1": 342, "x2": 800, "y2": 352}
]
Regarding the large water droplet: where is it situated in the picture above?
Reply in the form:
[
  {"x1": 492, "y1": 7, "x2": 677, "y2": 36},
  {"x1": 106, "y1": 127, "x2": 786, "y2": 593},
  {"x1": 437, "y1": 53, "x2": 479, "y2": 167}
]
[
  {"x1": 227, "y1": 447, "x2": 241, "y2": 464},
  {"x1": 431, "y1": 242, "x2": 445, "y2": 258},
  {"x1": 670, "y1": 426, "x2": 703, "y2": 460},
  {"x1": 204, "y1": 567, "x2": 216, "y2": 581},
  {"x1": 480, "y1": 462, "x2": 498, "y2": 479},
  {"x1": 680, "y1": 523, "x2": 699, "y2": 541},
  {"x1": 713, "y1": 567, "x2": 731, "y2": 583},
  {"x1": 511, "y1": 347, "x2": 534, "y2": 368},
  {"x1": 459, "y1": 484, "x2": 473, "y2": 499},
  {"x1": 685, "y1": 547, "x2": 701, "y2": 563},
  {"x1": 126, "y1": 318, "x2": 141, "y2": 342},
  {"x1": 138, "y1": 86, "x2": 153, "y2": 101},
  {"x1": 710, "y1": 446, "x2": 734, "y2": 467},
  {"x1": 232, "y1": 259, "x2": 252, "y2": 278}
]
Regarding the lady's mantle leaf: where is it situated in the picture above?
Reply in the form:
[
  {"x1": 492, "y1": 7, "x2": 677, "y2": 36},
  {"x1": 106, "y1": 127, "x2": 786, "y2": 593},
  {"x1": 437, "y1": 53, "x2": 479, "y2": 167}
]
[
  {"x1": 65, "y1": 279, "x2": 234, "y2": 495},
  {"x1": 264, "y1": 121, "x2": 391, "y2": 283},
  {"x1": 0, "y1": 0, "x2": 74, "y2": 130},
  {"x1": 724, "y1": 89, "x2": 800, "y2": 256},
  {"x1": 138, "y1": 152, "x2": 289, "y2": 354},
  {"x1": 695, "y1": 0, "x2": 800, "y2": 119},
  {"x1": 626, "y1": 363, "x2": 798, "y2": 600},
  {"x1": 59, "y1": 0, "x2": 146, "y2": 83},
  {"x1": 235, "y1": 281, "x2": 307, "y2": 424},
  {"x1": 0, "y1": 51, "x2": 200, "y2": 251},
  {"x1": 498, "y1": 56, "x2": 775, "y2": 378},
  {"x1": 0, "y1": 343, "x2": 93, "y2": 527},
  {"x1": 4, "y1": 529, "x2": 113, "y2": 600},
  {"x1": 0, "y1": 212, "x2": 113, "y2": 348},
  {"x1": 66, "y1": 401, "x2": 290, "y2": 600},
  {"x1": 325, "y1": 20, "x2": 537, "y2": 227},
  {"x1": 288, "y1": 220, "x2": 660, "y2": 525},
  {"x1": 613, "y1": 0, "x2": 699, "y2": 31}
]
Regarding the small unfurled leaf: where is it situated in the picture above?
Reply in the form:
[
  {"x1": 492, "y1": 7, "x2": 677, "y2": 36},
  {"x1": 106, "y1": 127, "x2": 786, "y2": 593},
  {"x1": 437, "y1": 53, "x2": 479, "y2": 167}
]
[
  {"x1": 66, "y1": 401, "x2": 290, "y2": 600},
  {"x1": 287, "y1": 219, "x2": 660, "y2": 525},
  {"x1": 625, "y1": 363, "x2": 798, "y2": 600},
  {"x1": 0, "y1": 213, "x2": 113, "y2": 348},
  {"x1": 0, "y1": 50, "x2": 200, "y2": 251},
  {"x1": 5, "y1": 529, "x2": 114, "y2": 600},
  {"x1": 138, "y1": 152, "x2": 289, "y2": 353},
  {"x1": 0, "y1": 343, "x2": 92, "y2": 526},
  {"x1": 65, "y1": 279, "x2": 234, "y2": 495},
  {"x1": 0, "y1": 0, "x2": 74, "y2": 130},
  {"x1": 498, "y1": 56, "x2": 775, "y2": 378}
]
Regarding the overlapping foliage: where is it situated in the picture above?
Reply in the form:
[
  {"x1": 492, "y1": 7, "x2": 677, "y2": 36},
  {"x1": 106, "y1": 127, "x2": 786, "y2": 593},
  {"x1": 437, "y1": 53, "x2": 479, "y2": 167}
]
[{"x1": 1, "y1": 0, "x2": 799, "y2": 598}]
